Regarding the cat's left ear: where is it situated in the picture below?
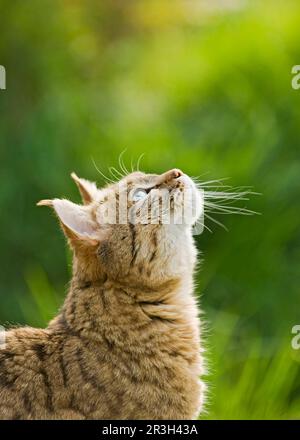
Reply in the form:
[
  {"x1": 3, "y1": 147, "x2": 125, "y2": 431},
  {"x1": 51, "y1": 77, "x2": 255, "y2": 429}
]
[
  {"x1": 71, "y1": 172, "x2": 99, "y2": 204},
  {"x1": 37, "y1": 198, "x2": 100, "y2": 246}
]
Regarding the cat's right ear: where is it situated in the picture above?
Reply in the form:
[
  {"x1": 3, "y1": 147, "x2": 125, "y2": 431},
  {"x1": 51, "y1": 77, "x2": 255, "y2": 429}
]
[
  {"x1": 71, "y1": 172, "x2": 99, "y2": 204},
  {"x1": 37, "y1": 198, "x2": 101, "y2": 246}
]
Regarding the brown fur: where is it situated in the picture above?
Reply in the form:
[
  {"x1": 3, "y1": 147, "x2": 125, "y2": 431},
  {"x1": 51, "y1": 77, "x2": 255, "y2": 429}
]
[{"x1": 0, "y1": 169, "x2": 205, "y2": 419}]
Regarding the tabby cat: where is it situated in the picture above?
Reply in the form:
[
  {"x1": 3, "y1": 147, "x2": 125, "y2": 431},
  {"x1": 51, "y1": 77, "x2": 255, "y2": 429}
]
[{"x1": 0, "y1": 168, "x2": 206, "y2": 419}]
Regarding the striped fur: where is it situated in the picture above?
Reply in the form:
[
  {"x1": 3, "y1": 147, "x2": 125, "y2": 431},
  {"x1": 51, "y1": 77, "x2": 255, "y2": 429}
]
[{"x1": 0, "y1": 169, "x2": 205, "y2": 419}]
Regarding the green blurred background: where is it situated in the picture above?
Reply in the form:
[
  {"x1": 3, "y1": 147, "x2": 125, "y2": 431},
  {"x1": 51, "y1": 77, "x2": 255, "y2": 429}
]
[{"x1": 0, "y1": 0, "x2": 300, "y2": 419}]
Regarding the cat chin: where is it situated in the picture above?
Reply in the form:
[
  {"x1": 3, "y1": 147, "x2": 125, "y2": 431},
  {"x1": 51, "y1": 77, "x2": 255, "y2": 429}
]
[{"x1": 171, "y1": 180, "x2": 204, "y2": 227}]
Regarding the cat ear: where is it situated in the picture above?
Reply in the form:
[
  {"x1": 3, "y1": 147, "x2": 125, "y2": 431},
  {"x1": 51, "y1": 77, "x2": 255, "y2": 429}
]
[
  {"x1": 37, "y1": 198, "x2": 100, "y2": 245},
  {"x1": 71, "y1": 172, "x2": 99, "y2": 204}
]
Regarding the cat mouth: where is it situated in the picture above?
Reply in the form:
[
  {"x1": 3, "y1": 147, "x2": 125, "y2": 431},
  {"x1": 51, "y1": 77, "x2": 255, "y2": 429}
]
[
  {"x1": 176, "y1": 173, "x2": 194, "y2": 188},
  {"x1": 170, "y1": 174, "x2": 204, "y2": 225}
]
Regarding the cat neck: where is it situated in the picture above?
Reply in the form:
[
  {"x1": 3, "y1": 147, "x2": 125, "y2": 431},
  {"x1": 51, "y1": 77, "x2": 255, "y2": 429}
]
[{"x1": 47, "y1": 269, "x2": 195, "y2": 341}]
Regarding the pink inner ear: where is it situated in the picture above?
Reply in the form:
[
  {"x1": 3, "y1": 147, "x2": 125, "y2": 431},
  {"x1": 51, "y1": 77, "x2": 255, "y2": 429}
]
[{"x1": 53, "y1": 199, "x2": 98, "y2": 239}]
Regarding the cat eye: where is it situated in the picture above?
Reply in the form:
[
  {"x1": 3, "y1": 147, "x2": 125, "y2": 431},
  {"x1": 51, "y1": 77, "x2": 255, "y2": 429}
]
[{"x1": 132, "y1": 188, "x2": 149, "y2": 202}]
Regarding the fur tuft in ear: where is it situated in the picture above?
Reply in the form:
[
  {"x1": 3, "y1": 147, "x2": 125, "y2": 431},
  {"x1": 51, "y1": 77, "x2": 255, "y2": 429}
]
[
  {"x1": 71, "y1": 172, "x2": 99, "y2": 204},
  {"x1": 38, "y1": 198, "x2": 100, "y2": 245}
]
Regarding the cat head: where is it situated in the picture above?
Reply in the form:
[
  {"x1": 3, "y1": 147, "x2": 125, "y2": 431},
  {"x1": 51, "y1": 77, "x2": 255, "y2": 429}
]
[{"x1": 38, "y1": 169, "x2": 203, "y2": 287}]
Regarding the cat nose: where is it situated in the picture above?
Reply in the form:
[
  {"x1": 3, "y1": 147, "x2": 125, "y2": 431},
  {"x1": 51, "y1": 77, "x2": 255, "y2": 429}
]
[
  {"x1": 168, "y1": 169, "x2": 183, "y2": 180},
  {"x1": 157, "y1": 169, "x2": 183, "y2": 184}
]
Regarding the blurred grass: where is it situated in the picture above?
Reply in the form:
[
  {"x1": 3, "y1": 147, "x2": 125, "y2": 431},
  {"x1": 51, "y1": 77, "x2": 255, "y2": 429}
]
[
  {"x1": 203, "y1": 309, "x2": 300, "y2": 419},
  {"x1": 0, "y1": 0, "x2": 300, "y2": 419}
]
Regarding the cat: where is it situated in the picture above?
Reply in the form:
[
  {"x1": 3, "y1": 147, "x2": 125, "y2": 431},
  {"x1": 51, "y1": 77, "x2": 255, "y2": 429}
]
[{"x1": 0, "y1": 168, "x2": 206, "y2": 419}]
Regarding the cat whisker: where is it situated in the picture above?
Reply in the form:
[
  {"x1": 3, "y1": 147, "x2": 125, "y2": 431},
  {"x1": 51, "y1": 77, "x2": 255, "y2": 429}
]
[
  {"x1": 204, "y1": 190, "x2": 257, "y2": 203},
  {"x1": 136, "y1": 153, "x2": 145, "y2": 172},
  {"x1": 198, "y1": 186, "x2": 232, "y2": 190},
  {"x1": 204, "y1": 213, "x2": 228, "y2": 231},
  {"x1": 92, "y1": 158, "x2": 116, "y2": 184},
  {"x1": 193, "y1": 178, "x2": 260, "y2": 230},
  {"x1": 118, "y1": 149, "x2": 129, "y2": 176},
  {"x1": 204, "y1": 201, "x2": 259, "y2": 216},
  {"x1": 193, "y1": 217, "x2": 212, "y2": 233},
  {"x1": 193, "y1": 177, "x2": 230, "y2": 186},
  {"x1": 190, "y1": 171, "x2": 211, "y2": 180},
  {"x1": 202, "y1": 222, "x2": 213, "y2": 233},
  {"x1": 109, "y1": 166, "x2": 124, "y2": 180},
  {"x1": 130, "y1": 157, "x2": 135, "y2": 173}
]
